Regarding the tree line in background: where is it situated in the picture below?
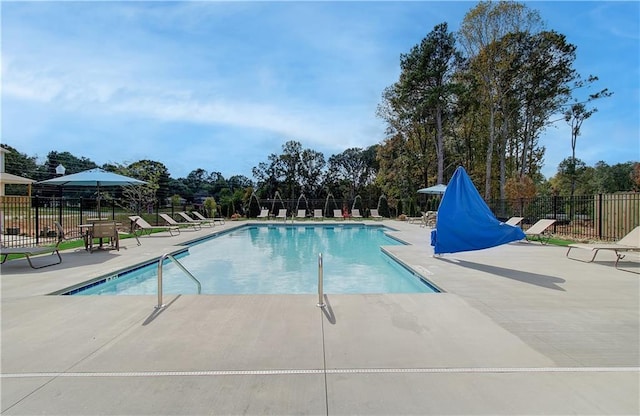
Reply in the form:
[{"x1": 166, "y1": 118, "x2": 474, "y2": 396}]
[{"x1": 2, "y1": 1, "x2": 638, "y2": 216}]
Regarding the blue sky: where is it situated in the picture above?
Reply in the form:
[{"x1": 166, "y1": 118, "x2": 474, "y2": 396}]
[{"x1": 2, "y1": 1, "x2": 638, "y2": 181}]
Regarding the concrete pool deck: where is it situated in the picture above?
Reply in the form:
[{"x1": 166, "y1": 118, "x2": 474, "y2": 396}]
[{"x1": 1, "y1": 220, "x2": 638, "y2": 415}]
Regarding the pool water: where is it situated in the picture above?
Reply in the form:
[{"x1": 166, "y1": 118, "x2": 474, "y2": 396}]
[{"x1": 73, "y1": 224, "x2": 437, "y2": 295}]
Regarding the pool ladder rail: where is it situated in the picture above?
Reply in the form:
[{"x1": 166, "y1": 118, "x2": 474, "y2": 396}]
[
  {"x1": 156, "y1": 253, "x2": 202, "y2": 309},
  {"x1": 317, "y1": 253, "x2": 326, "y2": 308}
]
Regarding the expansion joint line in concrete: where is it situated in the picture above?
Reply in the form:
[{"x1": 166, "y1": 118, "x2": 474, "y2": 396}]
[{"x1": 3, "y1": 367, "x2": 638, "y2": 378}]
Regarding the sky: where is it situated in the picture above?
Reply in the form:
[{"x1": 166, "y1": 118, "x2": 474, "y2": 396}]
[{"x1": 2, "y1": 1, "x2": 639, "y2": 181}]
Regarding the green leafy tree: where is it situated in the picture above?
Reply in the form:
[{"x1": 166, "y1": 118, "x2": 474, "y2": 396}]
[{"x1": 458, "y1": 0, "x2": 544, "y2": 198}]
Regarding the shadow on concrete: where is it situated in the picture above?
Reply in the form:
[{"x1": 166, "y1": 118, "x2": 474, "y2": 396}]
[
  {"x1": 321, "y1": 294, "x2": 336, "y2": 324},
  {"x1": 142, "y1": 295, "x2": 182, "y2": 325},
  {"x1": 437, "y1": 258, "x2": 566, "y2": 291}
]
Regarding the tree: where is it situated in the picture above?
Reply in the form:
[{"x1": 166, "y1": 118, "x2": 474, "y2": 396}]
[
  {"x1": 458, "y1": 0, "x2": 544, "y2": 199},
  {"x1": 327, "y1": 147, "x2": 376, "y2": 199},
  {"x1": 252, "y1": 141, "x2": 325, "y2": 200},
  {"x1": 563, "y1": 76, "x2": 613, "y2": 198},
  {"x1": 396, "y1": 22, "x2": 463, "y2": 185},
  {"x1": 1, "y1": 144, "x2": 41, "y2": 194},
  {"x1": 298, "y1": 149, "x2": 325, "y2": 198},
  {"x1": 43, "y1": 151, "x2": 97, "y2": 176},
  {"x1": 121, "y1": 160, "x2": 171, "y2": 209}
]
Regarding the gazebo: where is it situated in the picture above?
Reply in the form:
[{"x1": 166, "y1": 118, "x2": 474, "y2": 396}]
[{"x1": 0, "y1": 147, "x2": 35, "y2": 196}]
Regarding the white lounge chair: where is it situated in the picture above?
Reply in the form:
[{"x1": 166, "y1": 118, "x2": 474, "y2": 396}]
[
  {"x1": 313, "y1": 209, "x2": 324, "y2": 221},
  {"x1": 505, "y1": 217, "x2": 524, "y2": 227},
  {"x1": 524, "y1": 219, "x2": 556, "y2": 244},
  {"x1": 333, "y1": 209, "x2": 344, "y2": 220},
  {"x1": 351, "y1": 209, "x2": 363, "y2": 220},
  {"x1": 566, "y1": 226, "x2": 640, "y2": 271},
  {"x1": 275, "y1": 209, "x2": 288, "y2": 221},
  {"x1": 159, "y1": 213, "x2": 201, "y2": 231},
  {"x1": 129, "y1": 215, "x2": 180, "y2": 237},
  {"x1": 370, "y1": 209, "x2": 383, "y2": 220},
  {"x1": 295, "y1": 210, "x2": 307, "y2": 220},
  {"x1": 421, "y1": 211, "x2": 437, "y2": 228},
  {"x1": 193, "y1": 210, "x2": 225, "y2": 225},
  {"x1": 178, "y1": 211, "x2": 213, "y2": 227},
  {"x1": 257, "y1": 209, "x2": 270, "y2": 220}
]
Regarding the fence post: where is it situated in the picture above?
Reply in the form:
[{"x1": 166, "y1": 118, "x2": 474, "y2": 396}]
[
  {"x1": 58, "y1": 187, "x2": 63, "y2": 228},
  {"x1": 79, "y1": 197, "x2": 84, "y2": 225},
  {"x1": 597, "y1": 193, "x2": 603, "y2": 240},
  {"x1": 35, "y1": 196, "x2": 40, "y2": 245}
]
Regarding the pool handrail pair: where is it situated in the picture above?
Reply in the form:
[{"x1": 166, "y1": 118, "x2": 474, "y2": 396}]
[{"x1": 156, "y1": 253, "x2": 202, "y2": 309}]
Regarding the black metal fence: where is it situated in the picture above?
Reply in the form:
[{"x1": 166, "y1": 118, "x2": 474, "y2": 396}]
[{"x1": 1, "y1": 193, "x2": 638, "y2": 248}]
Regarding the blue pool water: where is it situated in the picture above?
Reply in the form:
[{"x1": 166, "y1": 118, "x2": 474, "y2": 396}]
[{"x1": 72, "y1": 224, "x2": 437, "y2": 295}]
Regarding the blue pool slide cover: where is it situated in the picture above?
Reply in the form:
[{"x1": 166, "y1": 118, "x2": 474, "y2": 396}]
[{"x1": 432, "y1": 166, "x2": 525, "y2": 254}]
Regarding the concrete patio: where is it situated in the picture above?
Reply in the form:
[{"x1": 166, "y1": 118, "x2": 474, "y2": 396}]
[{"x1": 1, "y1": 220, "x2": 638, "y2": 415}]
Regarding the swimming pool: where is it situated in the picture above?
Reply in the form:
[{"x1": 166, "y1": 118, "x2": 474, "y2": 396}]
[{"x1": 69, "y1": 224, "x2": 438, "y2": 295}]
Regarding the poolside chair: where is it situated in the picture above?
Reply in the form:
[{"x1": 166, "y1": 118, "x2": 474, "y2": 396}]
[
  {"x1": 421, "y1": 211, "x2": 437, "y2": 228},
  {"x1": 178, "y1": 211, "x2": 213, "y2": 227},
  {"x1": 524, "y1": 219, "x2": 556, "y2": 244},
  {"x1": 370, "y1": 209, "x2": 383, "y2": 220},
  {"x1": 159, "y1": 213, "x2": 201, "y2": 231},
  {"x1": 504, "y1": 217, "x2": 524, "y2": 227},
  {"x1": 408, "y1": 212, "x2": 424, "y2": 225},
  {"x1": 333, "y1": 209, "x2": 344, "y2": 220},
  {"x1": 313, "y1": 209, "x2": 324, "y2": 221},
  {"x1": 275, "y1": 209, "x2": 288, "y2": 221},
  {"x1": 351, "y1": 209, "x2": 363, "y2": 220},
  {"x1": 566, "y1": 226, "x2": 640, "y2": 272},
  {"x1": 257, "y1": 209, "x2": 270, "y2": 220},
  {"x1": 295, "y1": 210, "x2": 307, "y2": 220},
  {"x1": 87, "y1": 220, "x2": 119, "y2": 253},
  {"x1": 193, "y1": 210, "x2": 225, "y2": 225},
  {"x1": 1, "y1": 225, "x2": 64, "y2": 269},
  {"x1": 129, "y1": 216, "x2": 180, "y2": 237}
]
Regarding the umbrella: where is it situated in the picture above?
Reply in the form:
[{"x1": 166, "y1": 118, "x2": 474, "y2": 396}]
[
  {"x1": 37, "y1": 168, "x2": 147, "y2": 216},
  {"x1": 417, "y1": 184, "x2": 447, "y2": 195}
]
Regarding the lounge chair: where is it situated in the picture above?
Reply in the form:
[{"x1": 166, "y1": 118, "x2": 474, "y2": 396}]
[
  {"x1": 408, "y1": 212, "x2": 424, "y2": 224},
  {"x1": 524, "y1": 219, "x2": 556, "y2": 244},
  {"x1": 333, "y1": 209, "x2": 344, "y2": 220},
  {"x1": 566, "y1": 226, "x2": 640, "y2": 271},
  {"x1": 504, "y1": 217, "x2": 524, "y2": 227},
  {"x1": 193, "y1": 210, "x2": 225, "y2": 225},
  {"x1": 275, "y1": 209, "x2": 288, "y2": 221},
  {"x1": 257, "y1": 209, "x2": 270, "y2": 220},
  {"x1": 351, "y1": 209, "x2": 363, "y2": 220},
  {"x1": 421, "y1": 211, "x2": 437, "y2": 228},
  {"x1": 129, "y1": 216, "x2": 180, "y2": 237},
  {"x1": 294, "y1": 210, "x2": 307, "y2": 220},
  {"x1": 1, "y1": 224, "x2": 64, "y2": 269},
  {"x1": 159, "y1": 213, "x2": 201, "y2": 231},
  {"x1": 370, "y1": 209, "x2": 383, "y2": 220},
  {"x1": 178, "y1": 211, "x2": 213, "y2": 227},
  {"x1": 313, "y1": 209, "x2": 324, "y2": 220}
]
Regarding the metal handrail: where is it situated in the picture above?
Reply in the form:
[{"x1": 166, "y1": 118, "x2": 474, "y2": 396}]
[
  {"x1": 317, "y1": 253, "x2": 325, "y2": 308},
  {"x1": 156, "y1": 253, "x2": 202, "y2": 309}
]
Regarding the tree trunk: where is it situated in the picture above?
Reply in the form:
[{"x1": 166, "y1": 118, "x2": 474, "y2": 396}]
[
  {"x1": 484, "y1": 106, "x2": 495, "y2": 199},
  {"x1": 436, "y1": 105, "x2": 444, "y2": 185}
]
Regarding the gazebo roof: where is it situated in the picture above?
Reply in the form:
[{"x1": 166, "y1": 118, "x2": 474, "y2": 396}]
[{"x1": 0, "y1": 172, "x2": 35, "y2": 185}]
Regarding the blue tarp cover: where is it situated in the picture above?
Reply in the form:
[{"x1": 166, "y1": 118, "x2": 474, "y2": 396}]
[{"x1": 432, "y1": 166, "x2": 525, "y2": 254}]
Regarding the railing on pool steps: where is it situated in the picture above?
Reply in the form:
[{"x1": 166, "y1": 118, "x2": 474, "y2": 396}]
[
  {"x1": 156, "y1": 253, "x2": 202, "y2": 309},
  {"x1": 317, "y1": 253, "x2": 325, "y2": 308}
]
